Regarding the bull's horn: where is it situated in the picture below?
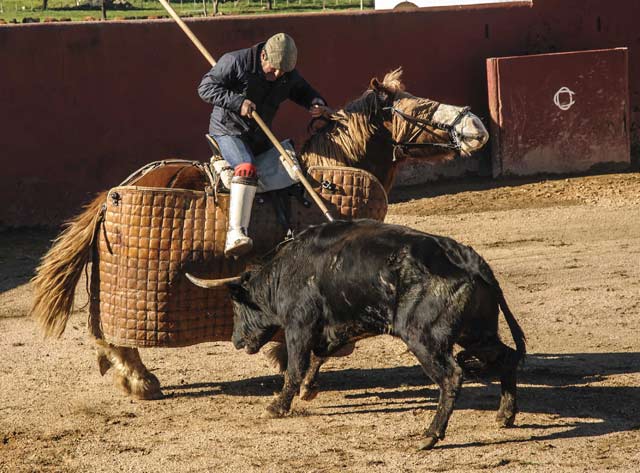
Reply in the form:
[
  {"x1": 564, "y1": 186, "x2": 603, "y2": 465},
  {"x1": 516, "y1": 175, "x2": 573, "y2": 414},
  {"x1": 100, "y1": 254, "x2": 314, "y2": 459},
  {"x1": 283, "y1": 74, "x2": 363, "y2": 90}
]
[{"x1": 185, "y1": 273, "x2": 242, "y2": 288}]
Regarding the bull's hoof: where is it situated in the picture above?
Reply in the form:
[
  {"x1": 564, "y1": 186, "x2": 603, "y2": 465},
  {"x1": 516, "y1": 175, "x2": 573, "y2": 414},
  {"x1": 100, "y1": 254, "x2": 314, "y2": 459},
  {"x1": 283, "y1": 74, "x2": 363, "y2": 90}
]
[
  {"x1": 299, "y1": 383, "x2": 319, "y2": 401},
  {"x1": 417, "y1": 435, "x2": 439, "y2": 451},
  {"x1": 264, "y1": 402, "x2": 288, "y2": 418}
]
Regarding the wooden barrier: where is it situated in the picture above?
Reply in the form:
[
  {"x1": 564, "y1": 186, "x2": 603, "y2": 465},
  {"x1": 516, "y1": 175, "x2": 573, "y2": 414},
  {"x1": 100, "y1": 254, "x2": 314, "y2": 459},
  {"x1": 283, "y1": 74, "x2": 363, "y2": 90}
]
[{"x1": 1, "y1": 0, "x2": 638, "y2": 227}]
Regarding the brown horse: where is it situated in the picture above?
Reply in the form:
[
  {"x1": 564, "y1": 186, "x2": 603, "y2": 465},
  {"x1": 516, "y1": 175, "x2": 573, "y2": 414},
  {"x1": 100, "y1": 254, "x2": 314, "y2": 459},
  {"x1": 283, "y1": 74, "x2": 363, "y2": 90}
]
[{"x1": 31, "y1": 68, "x2": 488, "y2": 400}]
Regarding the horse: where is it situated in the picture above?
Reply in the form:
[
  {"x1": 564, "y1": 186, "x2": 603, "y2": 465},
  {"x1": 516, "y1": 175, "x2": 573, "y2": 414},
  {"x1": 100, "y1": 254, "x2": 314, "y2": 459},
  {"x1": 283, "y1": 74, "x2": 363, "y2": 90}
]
[{"x1": 31, "y1": 68, "x2": 488, "y2": 400}]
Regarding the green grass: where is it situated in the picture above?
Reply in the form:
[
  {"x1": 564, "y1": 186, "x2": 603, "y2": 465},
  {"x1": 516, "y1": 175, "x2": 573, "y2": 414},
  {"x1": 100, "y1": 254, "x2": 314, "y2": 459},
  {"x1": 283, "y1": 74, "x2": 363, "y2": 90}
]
[{"x1": 0, "y1": 0, "x2": 374, "y2": 23}]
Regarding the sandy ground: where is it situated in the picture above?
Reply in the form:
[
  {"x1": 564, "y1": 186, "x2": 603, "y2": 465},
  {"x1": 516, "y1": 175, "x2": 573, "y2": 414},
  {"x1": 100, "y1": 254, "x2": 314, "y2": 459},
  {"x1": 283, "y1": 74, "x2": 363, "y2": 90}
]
[{"x1": 1, "y1": 172, "x2": 639, "y2": 472}]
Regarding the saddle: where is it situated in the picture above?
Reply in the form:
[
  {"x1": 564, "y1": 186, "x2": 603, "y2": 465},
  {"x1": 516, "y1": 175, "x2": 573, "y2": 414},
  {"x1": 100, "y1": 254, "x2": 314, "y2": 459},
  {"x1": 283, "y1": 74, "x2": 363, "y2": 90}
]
[{"x1": 207, "y1": 135, "x2": 301, "y2": 196}]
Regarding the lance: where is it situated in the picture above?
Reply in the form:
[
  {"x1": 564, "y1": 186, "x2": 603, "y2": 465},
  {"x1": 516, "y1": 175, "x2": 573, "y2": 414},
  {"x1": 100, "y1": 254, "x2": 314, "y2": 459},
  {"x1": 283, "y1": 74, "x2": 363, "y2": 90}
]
[{"x1": 157, "y1": 0, "x2": 334, "y2": 222}]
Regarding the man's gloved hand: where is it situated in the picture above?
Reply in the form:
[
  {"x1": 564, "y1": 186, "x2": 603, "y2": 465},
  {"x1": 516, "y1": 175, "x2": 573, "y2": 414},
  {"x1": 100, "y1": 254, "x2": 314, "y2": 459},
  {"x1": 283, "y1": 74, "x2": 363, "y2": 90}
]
[{"x1": 241, "y1": 99, "x2": 256, "y2": 118}]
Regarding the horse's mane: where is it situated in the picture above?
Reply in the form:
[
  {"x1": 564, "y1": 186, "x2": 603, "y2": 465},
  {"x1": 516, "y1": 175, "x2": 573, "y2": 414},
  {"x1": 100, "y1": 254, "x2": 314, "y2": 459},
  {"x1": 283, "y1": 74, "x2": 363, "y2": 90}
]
[
  {"x1": 299, "y1": 96, "x2": 377, "y2": 168},
  {"x1": 299, "y1": 68, "x2": 439, "y2": 169}
]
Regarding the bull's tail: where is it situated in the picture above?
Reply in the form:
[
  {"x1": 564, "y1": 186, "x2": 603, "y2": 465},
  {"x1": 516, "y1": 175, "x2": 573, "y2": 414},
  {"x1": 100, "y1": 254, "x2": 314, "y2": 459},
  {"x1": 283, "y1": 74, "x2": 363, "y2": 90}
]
[
  {"x1": 465, "y1": 250, "x2": 526, "y2": 358},
  {"x1": 31, "y1": 192, "x2": 107, "y2": 338},
  {"x1": 497, "y1": 290, "x2": 526, "y2": 358}
]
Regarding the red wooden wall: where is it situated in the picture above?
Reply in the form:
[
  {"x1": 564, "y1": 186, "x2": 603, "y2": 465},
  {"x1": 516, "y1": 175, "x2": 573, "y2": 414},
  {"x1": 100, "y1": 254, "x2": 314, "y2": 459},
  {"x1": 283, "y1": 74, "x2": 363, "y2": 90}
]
[{"x1": 1, "y1": 0, "x2": 638, "y2": 227}]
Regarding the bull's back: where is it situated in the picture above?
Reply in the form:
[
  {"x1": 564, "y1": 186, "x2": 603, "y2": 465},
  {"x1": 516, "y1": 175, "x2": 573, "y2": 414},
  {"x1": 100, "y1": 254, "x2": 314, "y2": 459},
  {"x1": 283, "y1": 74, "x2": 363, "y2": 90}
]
[
  {"x1": 295, "y1": 220, "x2": 491, "y2": 281},
  {"x1": 288, "y1": 220, "x2": 500, "y2": 301}
]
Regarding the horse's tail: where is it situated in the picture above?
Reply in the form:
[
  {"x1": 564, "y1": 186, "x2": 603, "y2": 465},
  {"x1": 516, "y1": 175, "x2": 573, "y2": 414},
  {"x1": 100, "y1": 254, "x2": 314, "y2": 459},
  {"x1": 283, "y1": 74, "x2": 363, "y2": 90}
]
[
  {"x1": 497, "y1": 289, "x2": 526, "y2": 359},
  {"x1": 31, "y1": 192, "x2": 107, "y2": 338}
]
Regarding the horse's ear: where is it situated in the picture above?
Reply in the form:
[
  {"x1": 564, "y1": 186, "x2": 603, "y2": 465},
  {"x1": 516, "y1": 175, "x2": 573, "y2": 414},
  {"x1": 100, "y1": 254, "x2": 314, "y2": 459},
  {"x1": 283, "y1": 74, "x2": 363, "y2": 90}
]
[{"x1": 370, "y1": 77, "x2": 393, "y2": 105}]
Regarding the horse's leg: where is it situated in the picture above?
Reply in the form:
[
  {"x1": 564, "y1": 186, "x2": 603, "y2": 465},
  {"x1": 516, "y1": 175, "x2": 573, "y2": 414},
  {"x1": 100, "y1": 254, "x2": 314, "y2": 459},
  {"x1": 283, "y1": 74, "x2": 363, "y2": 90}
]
[{"x1": 94, "y1": 339, "x2": 162, "y2": 400}]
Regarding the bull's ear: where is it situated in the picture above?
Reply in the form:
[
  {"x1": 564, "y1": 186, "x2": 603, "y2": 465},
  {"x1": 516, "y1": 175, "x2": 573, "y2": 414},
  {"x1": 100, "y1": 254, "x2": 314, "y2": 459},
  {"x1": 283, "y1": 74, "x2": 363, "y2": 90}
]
[
  {"x1": 227, "y1": 281, "x2": 262, "y2": 311},
  {"x1": 369, "y1": 77, "x2": 382, "y2": 91},
  {"x1": 227, "y1": 281, "x2": 248, "y2": 303}
]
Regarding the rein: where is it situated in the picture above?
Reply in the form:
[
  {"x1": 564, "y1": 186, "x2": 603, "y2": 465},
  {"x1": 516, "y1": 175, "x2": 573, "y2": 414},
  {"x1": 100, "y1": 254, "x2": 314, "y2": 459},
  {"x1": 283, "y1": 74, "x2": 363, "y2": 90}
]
[{"x1": 384, "y1": 105, "x2": 471, "y2": 157}]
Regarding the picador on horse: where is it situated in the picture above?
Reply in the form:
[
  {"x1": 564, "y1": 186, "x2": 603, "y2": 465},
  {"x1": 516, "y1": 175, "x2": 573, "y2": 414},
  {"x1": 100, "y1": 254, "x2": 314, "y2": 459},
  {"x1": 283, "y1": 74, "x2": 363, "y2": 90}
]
[
  {"x1": 31, "y1": 33, "x2": 491, "y2": 400},
  {"x1": 198, "y1": 33, "x2": 332, "y2": 257}
]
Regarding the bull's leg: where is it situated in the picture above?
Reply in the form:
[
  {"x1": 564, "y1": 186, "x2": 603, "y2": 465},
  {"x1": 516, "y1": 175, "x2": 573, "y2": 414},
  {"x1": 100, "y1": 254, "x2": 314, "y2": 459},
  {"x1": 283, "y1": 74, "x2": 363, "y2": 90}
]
[
  {"x1": 405, "y1": 340, "x2": 463, "y2": 450},
  {"x1": 265, "y1": 329, "x2": 315, "y2": 417},
  {"x1": 94, "y1": 339, "x2": 162, "y2": 400},
  {"x1": 490, "y1": 342, "x2": 522, "y2": 428},
  {"x1": 496, "y1": 347, "x2": 521, "y2": 428},
  {"x1": 300, "y1": 343, "x2": 359, "y2": 401},
  {"x1": 265, "y1": 370, "x2": 299, "y2": 418},
  {"x1": 269, "y1": 342, "x2": 356, "y2": 402},
  {"x1": 263, "y1": 342, "x2": 322, "y2": 401},
  {"x1": 459, "y1": 338, "x2": 521, "y2": 427},
  {"x1": 299, "y1": 353, "x2": 323, "y2": 401}
]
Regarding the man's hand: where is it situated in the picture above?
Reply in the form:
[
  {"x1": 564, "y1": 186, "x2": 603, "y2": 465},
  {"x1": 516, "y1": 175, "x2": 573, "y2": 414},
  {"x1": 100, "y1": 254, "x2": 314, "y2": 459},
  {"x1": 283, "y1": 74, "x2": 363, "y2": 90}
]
[
  {"x1": 309, "y1": 99, "x2": 334, "y2": 119},
  {"x1": 240, "y1": 99, "x2": 256, "y2": 118}
]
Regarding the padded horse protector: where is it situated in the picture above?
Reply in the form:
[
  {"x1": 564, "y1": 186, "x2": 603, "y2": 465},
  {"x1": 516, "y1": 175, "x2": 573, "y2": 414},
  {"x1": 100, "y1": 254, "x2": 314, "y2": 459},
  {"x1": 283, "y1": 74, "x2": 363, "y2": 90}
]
[{"x1": 90, "y1": 163, "x2": 388, "y2": 347}]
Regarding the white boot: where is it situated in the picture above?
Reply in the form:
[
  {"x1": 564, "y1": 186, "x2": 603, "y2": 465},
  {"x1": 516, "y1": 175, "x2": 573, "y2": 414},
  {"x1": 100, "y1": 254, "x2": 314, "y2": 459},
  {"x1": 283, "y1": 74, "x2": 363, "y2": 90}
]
[{"x1": 225, "y1": 177, "x2": 257, "y2": 257}]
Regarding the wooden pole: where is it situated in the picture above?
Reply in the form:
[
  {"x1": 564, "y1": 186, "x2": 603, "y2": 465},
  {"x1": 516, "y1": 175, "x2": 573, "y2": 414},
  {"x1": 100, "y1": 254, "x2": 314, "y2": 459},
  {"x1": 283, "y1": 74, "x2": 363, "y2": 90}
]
[
  {"x1": 158, "y1": 0, "x2": 217, "y2": 66},
  {"x1": 157, "y1": 0, "x2": 334, "y2": 222}
]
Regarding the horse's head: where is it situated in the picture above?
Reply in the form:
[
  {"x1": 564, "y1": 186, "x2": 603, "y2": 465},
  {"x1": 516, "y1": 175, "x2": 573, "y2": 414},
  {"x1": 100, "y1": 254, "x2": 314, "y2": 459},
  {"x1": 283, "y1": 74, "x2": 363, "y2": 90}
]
[
  {"x1": 369, "y1": 68, "x2": 489, "y2": 159},
  {"x1": 300, "y1": 68, "x2": 490, "y2": 192}
]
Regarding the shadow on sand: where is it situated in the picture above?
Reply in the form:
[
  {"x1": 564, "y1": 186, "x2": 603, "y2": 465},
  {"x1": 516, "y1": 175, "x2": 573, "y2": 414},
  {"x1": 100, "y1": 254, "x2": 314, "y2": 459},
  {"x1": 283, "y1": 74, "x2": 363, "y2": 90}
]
[
  {"x1": 0, "y1": 228, "x2": 56, "y2": 294},
  {"x1": 164, "y1": 352, "x2": 640, "y2": 446}
]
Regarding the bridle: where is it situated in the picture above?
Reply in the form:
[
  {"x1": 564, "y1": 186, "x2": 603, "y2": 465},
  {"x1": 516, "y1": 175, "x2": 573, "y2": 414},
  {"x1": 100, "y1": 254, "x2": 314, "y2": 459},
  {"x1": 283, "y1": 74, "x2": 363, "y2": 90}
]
[{"x1": 383, "y1": 105, "x2": 472, "y2": 160}]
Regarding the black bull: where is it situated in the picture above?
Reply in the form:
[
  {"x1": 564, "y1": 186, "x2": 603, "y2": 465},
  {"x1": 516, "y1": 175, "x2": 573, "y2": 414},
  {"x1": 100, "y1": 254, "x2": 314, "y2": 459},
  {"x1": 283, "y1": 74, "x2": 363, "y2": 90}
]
[{"x1": 194, "y1": 219, "x2": 526, "y2": 450}]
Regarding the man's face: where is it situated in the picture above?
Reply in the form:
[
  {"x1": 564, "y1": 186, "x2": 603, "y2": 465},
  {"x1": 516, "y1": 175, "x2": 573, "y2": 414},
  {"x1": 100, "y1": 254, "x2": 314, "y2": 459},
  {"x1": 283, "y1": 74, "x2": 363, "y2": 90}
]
[{"x1": 260, "y1": 51, "x2": 284, "y2": 81}]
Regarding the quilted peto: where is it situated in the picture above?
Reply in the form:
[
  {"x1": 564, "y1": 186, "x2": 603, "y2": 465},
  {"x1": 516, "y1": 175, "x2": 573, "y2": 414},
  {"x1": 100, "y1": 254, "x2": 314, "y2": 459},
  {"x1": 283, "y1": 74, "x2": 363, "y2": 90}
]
[{"x1": 91, "y1": 165, "x2": 388, "y2": 347}]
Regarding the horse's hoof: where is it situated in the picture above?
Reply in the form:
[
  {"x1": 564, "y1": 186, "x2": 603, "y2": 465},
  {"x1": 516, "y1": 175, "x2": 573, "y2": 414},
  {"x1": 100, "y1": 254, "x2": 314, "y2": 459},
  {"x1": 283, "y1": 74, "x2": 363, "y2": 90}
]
[
  {"x1": 299, "y1": 384, "x2": 319, "y2": 401},
  {"x1": 134, "y1": 372, "x2": 163, "y2": 400},
  {"x1": 263, "y1": 402, "x2": 287, "y2": 418},
  {"x1": 132, "y1": 382, "x2": 164, "y2": 400},
  {"x1": 113, "y1": 372, "x2": 163, "y2": 400},
  {"x1": 418, "y1": 435, "x2": 439, "y2": 451},
  {"x1": 496, "y1": 411, "x2": 516, "y2": 428},
  {"x1": 97, "y1": 352, "x2": 112, "y2": 376},
  {"x1": 114, "y1": 373, "x2": 132, "y2": 396},
  {"x1": 131, "y1": 389, "x2": 164, "y2": 401}
]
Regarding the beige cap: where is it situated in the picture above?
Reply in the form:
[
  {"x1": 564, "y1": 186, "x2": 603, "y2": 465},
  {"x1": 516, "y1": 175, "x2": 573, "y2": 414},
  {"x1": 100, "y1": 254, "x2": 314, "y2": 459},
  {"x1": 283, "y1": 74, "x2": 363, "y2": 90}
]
[{"x1": 264, "y1": 33, "x2": 298, "y2": 72}]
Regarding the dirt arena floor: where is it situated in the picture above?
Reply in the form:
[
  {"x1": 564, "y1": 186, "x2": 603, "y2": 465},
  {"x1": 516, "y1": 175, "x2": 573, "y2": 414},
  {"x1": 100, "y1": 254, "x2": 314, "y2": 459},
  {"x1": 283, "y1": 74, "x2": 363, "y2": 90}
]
[{"x1": 1, "y1": 172, "x2": 639, "y2": 472}]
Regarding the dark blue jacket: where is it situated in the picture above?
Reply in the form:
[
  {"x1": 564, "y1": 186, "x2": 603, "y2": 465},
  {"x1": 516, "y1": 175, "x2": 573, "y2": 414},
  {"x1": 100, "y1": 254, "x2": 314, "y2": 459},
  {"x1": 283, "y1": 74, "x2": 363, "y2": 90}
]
[{"x1": 198, "y1": 42, "x2": 324, "y2": 154}]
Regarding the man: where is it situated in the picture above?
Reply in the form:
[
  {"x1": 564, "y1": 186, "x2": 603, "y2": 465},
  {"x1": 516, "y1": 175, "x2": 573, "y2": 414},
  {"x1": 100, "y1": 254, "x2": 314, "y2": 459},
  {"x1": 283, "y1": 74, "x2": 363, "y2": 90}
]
[{"x1": 198, "y1": 33, "x2": 330, "y2": 257}]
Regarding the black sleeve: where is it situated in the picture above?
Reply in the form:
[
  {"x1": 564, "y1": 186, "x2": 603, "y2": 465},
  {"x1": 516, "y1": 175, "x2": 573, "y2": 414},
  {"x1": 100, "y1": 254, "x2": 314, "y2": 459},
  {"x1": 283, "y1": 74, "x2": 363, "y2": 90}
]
[
  {"x1": 197, "y1": 53, "x2": 246, "y2": 113},
  {"x1": 288, "y1": 72, "x2": 326, "y2": 109}
]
